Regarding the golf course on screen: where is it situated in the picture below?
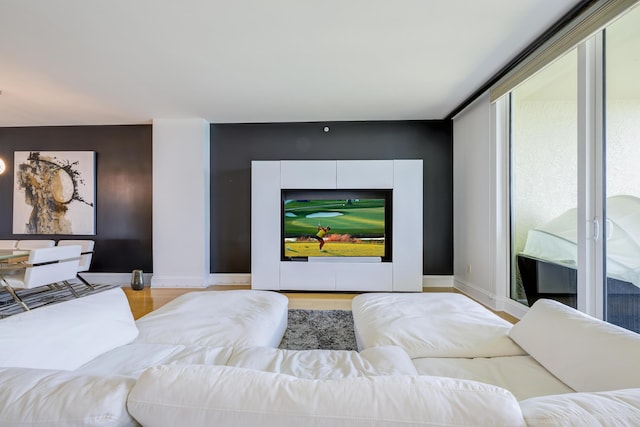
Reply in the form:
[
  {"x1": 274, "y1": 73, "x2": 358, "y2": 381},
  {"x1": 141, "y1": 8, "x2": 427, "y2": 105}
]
[{"x1": 283, "y1": 198, "x2": 385, "y2": 258}]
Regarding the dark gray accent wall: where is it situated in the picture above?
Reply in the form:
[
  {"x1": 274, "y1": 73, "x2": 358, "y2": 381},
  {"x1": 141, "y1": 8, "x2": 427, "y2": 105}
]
[
  {"x1": 0, "y1": 120, "x2": 452, "y2": 277},
  {"x1": 0, "y1": 126, "x2": 152, "y2": 272},
  {"x1": 210, "y1": 120, "x2": 453, "y2": 275}
]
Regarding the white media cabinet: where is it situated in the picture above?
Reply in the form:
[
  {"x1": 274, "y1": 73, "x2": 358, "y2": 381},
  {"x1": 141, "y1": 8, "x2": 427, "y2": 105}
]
[{"x1": 251, "y1": 160, "x2": 423, "y2": 292}]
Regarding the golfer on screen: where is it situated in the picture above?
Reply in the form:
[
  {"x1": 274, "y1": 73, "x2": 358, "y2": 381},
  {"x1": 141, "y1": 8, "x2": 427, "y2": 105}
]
[{"x1": 314, "y1": 224, "x2": 331, "y2": 250}]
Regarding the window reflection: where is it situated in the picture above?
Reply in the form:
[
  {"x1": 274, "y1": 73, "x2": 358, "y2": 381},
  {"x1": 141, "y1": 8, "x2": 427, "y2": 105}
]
[
  {"x1": 510, "y1": 50, "x2": 578, "y2": 307},
  {"x1": 604, "y1": 6, "x2": 640, "y2": 332}
]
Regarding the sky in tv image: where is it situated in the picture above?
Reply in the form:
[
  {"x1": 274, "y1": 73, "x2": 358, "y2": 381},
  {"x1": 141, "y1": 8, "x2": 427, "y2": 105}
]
[{"x1": 283, "y1": 198, "x2": 385, "y2": 257}]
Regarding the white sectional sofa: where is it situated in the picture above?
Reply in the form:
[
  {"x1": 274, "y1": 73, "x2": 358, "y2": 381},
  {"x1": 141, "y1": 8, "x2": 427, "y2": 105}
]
[
  {"x1": 0, "y1": 288, "x2": 417, "y2": 426},
  {"x1": 1, "y1": 288, "x2": 640, "y2": 426},
  {"x1": 352, "y1": 292, "x2": 640, "y2": 426}
]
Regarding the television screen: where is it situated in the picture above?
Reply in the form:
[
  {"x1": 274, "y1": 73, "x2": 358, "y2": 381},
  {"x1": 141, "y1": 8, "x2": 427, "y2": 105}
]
[{"x1": 281, "y1": 189, "x2": 391, "y2": 260}]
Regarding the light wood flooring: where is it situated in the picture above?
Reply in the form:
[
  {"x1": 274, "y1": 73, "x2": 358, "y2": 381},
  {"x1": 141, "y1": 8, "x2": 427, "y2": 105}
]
[{"x1": 122, "y1": 285, "x2": 518, "y2": 323}]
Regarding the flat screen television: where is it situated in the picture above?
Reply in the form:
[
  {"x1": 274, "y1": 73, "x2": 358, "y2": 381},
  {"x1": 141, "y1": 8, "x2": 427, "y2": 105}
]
[{"x1": 281, "y1": 189, "x2": 392, "y2": 261}]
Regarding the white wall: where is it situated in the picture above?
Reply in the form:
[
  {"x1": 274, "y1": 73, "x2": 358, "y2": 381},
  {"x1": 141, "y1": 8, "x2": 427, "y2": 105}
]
[
  {"x1": 151, "y1": 118, "x2": 211, "y2": 287},
  {"x1": 453, "y1": 92, "x2": 497, "y2": 306}
]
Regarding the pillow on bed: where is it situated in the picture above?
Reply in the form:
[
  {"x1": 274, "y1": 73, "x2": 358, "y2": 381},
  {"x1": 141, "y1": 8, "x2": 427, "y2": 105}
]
[
  {"x1": 128, "y1": 365, "x2": 525, "y2": 427},
  {"x1": 509, "y1": 298, "x2": 640, "y2": 392},
  {"x1": 0, "y1": 288, "x2": 138, "y2": 371}
]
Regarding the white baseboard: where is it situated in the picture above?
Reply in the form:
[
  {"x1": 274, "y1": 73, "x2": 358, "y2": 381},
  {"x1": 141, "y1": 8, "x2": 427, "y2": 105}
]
[
  {"x1": 210, "y1": 273, "x2": 252, "y2": 285},
  {"x1": 422, "y1": 275, "x2": 454, "y2": 288},
  {"x1": 84, "y1": 272, "x2": 251, "y2": 287},
  {"x1": 502, "y1": 298, "x2": 529, "y2": 319},
  {"x1": 83, "y1": 273, "x2": 249, "y2": 287},
  {"x1": 82, "y1": 272, "x2": 209, "y2": 288},
  {"x1": 453, "y1": 277, "x2": 499, "y2": 311},
  {"x1": 151, "y1": 275, "x2": 210, "y2": 288},
  {"x1": 453, "y1": 277, "x2": 527, "y2": 320}
]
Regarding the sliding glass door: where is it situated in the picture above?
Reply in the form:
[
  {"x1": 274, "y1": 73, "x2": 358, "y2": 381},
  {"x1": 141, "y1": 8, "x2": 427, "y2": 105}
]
[
  {"x1": 508, "y1": 4, "x2": 640, "y2": 333},
  {"x1": 603, "y1": 6, "x2": 640, "y2": 332},
  {"x1": 510, "y1": 50, "x2": 578, "y2": 307}
]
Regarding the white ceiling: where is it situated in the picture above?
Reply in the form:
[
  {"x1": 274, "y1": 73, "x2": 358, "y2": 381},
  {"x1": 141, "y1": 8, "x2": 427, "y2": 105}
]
[
  {"x1": 0, "y1": 0, "x2": 583, "y2": 127},
  {"x1": 514, "y1": 4, "x2": 640, "y2": 102}
]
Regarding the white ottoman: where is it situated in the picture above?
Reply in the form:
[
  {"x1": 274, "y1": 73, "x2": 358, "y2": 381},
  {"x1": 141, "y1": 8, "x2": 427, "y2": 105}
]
[
  {"x1": 352, "y1": 292, "x2": 525, "y2": 358},
  {"x1": 134, "y1": 290, "x2": 288, "y2": 348}
]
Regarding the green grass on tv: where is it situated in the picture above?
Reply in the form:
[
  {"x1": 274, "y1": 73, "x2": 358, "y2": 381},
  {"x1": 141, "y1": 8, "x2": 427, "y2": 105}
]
[{"x1": 283, "y1": 199, "x2": 385, "y2": 236}]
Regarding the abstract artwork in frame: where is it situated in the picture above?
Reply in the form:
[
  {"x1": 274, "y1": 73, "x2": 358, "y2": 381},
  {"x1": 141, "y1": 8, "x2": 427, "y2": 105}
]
[{"x1": 13, "y1": 151, "x2": 96, "y2": 235}]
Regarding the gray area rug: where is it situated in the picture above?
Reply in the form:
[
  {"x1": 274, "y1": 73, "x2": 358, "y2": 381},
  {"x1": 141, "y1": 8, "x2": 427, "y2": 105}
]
[
  {"x1": 0, "y1": 282, "x2": 119, "y2": 318},
  {"x1": 279, "y1": 309, "x2": 357, "y2": 351}
]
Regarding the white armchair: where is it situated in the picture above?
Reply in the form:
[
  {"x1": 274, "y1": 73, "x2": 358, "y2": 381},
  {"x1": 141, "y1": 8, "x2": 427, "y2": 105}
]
[{"x1": 0, "y1": 245, "x2": 82, "y2": 311}]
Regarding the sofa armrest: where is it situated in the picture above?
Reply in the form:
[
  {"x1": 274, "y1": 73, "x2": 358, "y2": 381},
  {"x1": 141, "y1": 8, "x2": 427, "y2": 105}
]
[{"x1": 0, "y1": 288, "x2": 138, "y2": 371}]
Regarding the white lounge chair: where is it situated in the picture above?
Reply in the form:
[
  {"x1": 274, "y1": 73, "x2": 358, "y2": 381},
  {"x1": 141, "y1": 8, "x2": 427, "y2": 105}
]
[{"x1": 0, "y1": 245, "x2": 82, "y2": 311}]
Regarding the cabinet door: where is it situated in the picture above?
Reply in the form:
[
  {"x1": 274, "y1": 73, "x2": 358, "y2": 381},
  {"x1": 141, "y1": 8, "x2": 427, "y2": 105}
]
[
  {"x1": 392, "y1": 160, "x2": 423, "y2": 291},
  {"x1": 251, "y1": 161, "x2": 281, "y2": 290},
  {"x1": 335, "y1": 263, "x2": 392, "y2": 291},
  {"x1": 281, "y1": 161, "x2": 337, "y2": 189},
  {"x1": 280, "y1": 262, "x2": 336, "y2": 291},
  {"x1": 337, "y1": 160, "x2": 393, "y2": 189}
]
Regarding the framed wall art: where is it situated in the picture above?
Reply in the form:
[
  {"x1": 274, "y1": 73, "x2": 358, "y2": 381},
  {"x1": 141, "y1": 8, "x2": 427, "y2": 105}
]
[{"x1": 13, "y1": 151, "x2": 96, "y2": 235}]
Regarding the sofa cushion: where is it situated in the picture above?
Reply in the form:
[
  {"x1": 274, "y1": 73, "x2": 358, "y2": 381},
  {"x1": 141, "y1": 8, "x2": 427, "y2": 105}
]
[
  {"x1": 352, "y1": 292, "x2": 525, "y2": 358},
  {"x1": 0, "y1": 288, "x2": 138, "y2": 371},
  {"x1": 0, "y1": 367, "x2": 137, "y2": 426},
  {"x1": 509, "y1": 298, "x2": 640, "y2": 392},
  {"x1": 76, "y1": 342, "x2": 234, "y2": 378},
  {"x1": 520, "y1": 388, "x2": 640, "y2": 426},
  {"x1": 412, "y1": 355, "x2": 574, "y2": 401},
  {"x1": 227, "y1": 345, "x2": 417, "y2": 379},
  {"x1": 128, "y1": 365, "x2": 526, "y2": 427},
  {"x1": 134, "y1": 290, "x2": 288, "y2": 347}
]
